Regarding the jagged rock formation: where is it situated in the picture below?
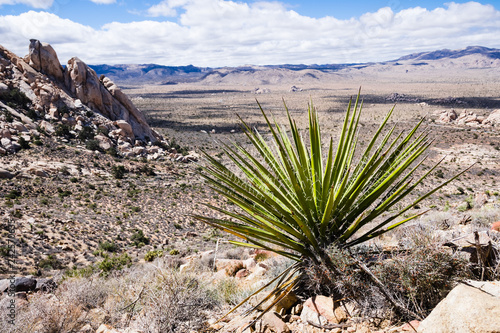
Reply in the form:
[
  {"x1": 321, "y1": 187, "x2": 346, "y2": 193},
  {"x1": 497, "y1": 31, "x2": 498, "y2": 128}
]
[
  {"x1": 0, "y1": 40, "x2": 196, "y2": 160},
  {"x1": 1, "y1": 40, "x2": 160, "y2": 141}
]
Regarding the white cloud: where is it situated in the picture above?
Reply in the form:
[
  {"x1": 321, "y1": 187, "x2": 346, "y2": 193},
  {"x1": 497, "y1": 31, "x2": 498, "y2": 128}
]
[
  {"x1": 88, "y1": 0, "x2": 116, "y2": 4},
  {"x1": 146, "y1": 0, "x2": 187, "y2": 17},
  {"x1": 0, "y1": 0, "x2": 53, "y2": 8},
  {"x1": 1, "y1": 1, "x2": 500, "y2": 66}
]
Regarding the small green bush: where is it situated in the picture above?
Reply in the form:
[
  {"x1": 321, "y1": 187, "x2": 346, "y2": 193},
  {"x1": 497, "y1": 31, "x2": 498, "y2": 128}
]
[
  {"x1": 0, "y1": 88, "x2": 31, "y2": 109},
  {"x1": 18, "y1": 136, "x2": 30, "y2": 149},
  {"x1": 86, "y1": 139, "x2": 101, "y2": 151},
  {"x1": 38, "y1": 254, "x2": 64, "y2": 270},
  {"x1": 130, "y1": 229, "x2": 149, "y2": 247},
  {"x1": 169, "y1": 249, "x2": 180, "y2": 255},
  {"x1": 145, "y1": 250, "x2": 164, "y2": 262},
  {"x1": 78, "y1": 126, "x2": 95, "y2": 142},
  {"x1": 55, "y1": 124, "x2": 73, "y2": 138},
  {"x1": 6, "y1": 189, "x2": 21, "y2": 200},
  {"x1": 111, "y1": 165, "x2": 126, "y2": 179},
  {"x1": 97, "y1": 253, "x2": 132, "y2": 276},
  {"x1": 98, "y1": 241, "x2": 119, "y2": 253}
]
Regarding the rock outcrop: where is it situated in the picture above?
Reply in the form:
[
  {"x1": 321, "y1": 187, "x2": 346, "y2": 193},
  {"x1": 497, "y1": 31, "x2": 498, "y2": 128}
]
[
  {"x1": 435, "y1": 108, "x2": 500, "y2": 127},
  {"x1": 1, "y1": 40, "x2": 160, "y2": 142},
  {"x1": 0, "y1": 40, "x2": 186, "y2": 160}
]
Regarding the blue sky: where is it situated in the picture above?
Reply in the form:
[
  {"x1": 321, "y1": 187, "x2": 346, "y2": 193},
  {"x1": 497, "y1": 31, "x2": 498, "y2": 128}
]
[{"x1": 1, "y1": 1, "x2": 500, "y2": 66}]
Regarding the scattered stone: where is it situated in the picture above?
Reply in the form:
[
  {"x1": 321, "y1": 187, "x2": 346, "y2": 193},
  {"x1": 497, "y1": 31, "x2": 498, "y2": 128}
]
[
  {"x1": 235, "y1": 268, "x2": 250, "y2": 278},
  {"x1": 257, "y1": 312, "x2": 291, "y2": 333},
  {"x1": 300, "y1": 295, "x2": 351, "y2": 326},
  {"x1": 474, "y1": 192, "x2": 489, "y2": 207},
  {"x1": 436, "y1": 110, "x2": 457, "y2": 123}
]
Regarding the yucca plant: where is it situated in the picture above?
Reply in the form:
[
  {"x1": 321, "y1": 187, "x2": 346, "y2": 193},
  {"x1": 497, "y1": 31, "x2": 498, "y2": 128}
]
[{"x1": 195, "y1": 91, "x2": 470, "y2": 322}]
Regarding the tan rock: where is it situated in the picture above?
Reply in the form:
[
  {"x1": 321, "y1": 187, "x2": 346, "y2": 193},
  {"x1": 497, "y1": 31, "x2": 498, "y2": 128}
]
[
  {"x1": 418, "y1": 282, "x2": 500, "y2": 333},
  {"x1": 215, "y1": 259, "x2": 244, "y2": 276},
  {"x1": 491, "y1": 221, "x2": 500, "y2": 232},
  {"x1": 300, "y1": 296, "x2": 350, "y2": 325},
  {"x1": 95, "y1": 134, "x2": 113, "y2": 151},
  {"x1": 114, "y1": 120, "x2": 134, "y2": 138},
  {"x1": 436, "y1": 110, "x2": 457, "y2": 123},
  {"x1": 11, "y1": 121, "x2": 28, "y2": 132},
  {"x1": 235, "y1": 268, "x2": 250, "y2": 278},
  {"x1": 256, "y1": 312, "x2": 290, "y2": 333},
  {"x1": 28, "y1": 39, "x2": 64, "y2": 81},
  {"x1": 483, "y1": 109, "x2": 500, "y2": 126},
  {"x1": 249, "y1": 291, "x2": 298, "y2": 314},
  {"x1": 0, "y1": 168, "x2": 14, "y2": 179},
  {"x1": 132, "y1": 146, "x2": 146, "y2": 156},
  {"x1": 1, "y1": 128, "x2": 11, "y2": 139},
  {"x1": 39, "y1": 120, "x2": 55, "y2": 134},
  {"x1": 474, "y1": 192, "x2": 489, "y2": 207}
]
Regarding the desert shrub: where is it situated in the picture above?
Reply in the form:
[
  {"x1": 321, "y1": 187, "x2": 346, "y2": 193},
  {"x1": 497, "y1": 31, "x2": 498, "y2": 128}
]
[
  {"x1": 145, "y1": 250, "x2": 163, "y2": 262},
  {"x1": 223, "y1": 247, "x2": 249, "y2": 260},
  {"x1": 77, "y1": 125, "x2": 95, "y2": 142},
  {"x1": 99, "y1": 241, "x2": 119, "y2": 253},
  {"x1": 135, "y1": 270, "x2": 217, "y2": 333},
  {"x1": 97, "y1": 253, "x2": 132, "y2": 276},
  {"x1": 6, "y1": 189, "x2": 21, "y2": 199},
  {"x1": 130, "y1": 229, "x2": 149, "y2": 247},
  {"x1": 57, "y1": 187, "x2": 72, "y2": 199},
  {"x1": 376, "y1": 246, "x2": 471, "y2": 317},
  {"x1": 27, "y1": 108, "x2": 38, "y2": 120},
  {"x1": 207, "y1": 277, "x2": 250, "y2": 306},
  {"x1": 169, "y1": 249, "x2": 179, "y2": 255},
  {"x1": 137, "y1": 164, "x2": 156, "y2": 176},
  {"x1": 0, "y1": 293, "x2": 84, "y2": 333},
  {"x1": 106, "y1": 146, "x2": 118, "y2": 157},
  {"x1": 38, "y1": 254, "x2": 64, "y2": 270},
  {"x1": 54, "y1": 123, "x2": 72, "y2": 138},
  {"x1": 0, "y1": 88, "x2": 31, "y2": 109},
  {"x1": 0, "y1": 246, "x2": 10, "y2": 257},
  {"x1": 111, "y1": 165, "x2": 126, "y2": 179},
  {"x1": 298, "y1": 243, "x2": 471, "y2": 319},
  {"x1": 85, "y1": 139, "x2": 101, "y2": 151},
  {"x1": 18, "y1": 136, "x2": 30, "y2": 149},
  {"x1": 254, "y1": 251, "x2": 270, "y2": 262}
]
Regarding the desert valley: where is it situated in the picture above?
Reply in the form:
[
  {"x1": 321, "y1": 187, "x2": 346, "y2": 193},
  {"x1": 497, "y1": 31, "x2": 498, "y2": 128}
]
[{"x1": 1, "y1": 41, "x2": 500, "y2": 332}]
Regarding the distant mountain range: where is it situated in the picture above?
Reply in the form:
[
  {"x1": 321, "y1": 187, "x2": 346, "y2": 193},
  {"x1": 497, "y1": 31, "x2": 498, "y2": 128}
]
[{"x1": 88, "y1": 46, "x2": 500, "y2": 85}]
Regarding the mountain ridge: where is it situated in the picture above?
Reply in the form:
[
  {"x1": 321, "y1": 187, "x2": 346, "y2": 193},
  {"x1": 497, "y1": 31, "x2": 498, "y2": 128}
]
[{"x1": 87, "y1": 45, "x2": 500, "y2": 84}]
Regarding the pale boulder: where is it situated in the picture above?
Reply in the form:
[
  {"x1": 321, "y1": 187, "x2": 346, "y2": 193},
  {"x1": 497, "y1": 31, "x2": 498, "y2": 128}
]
[
  {"x1": 483, "y1": 109, "x2": 500, "y2": 126},
  {"x1": 300, "y1": 295, "x2": 351, "y2": 325},
  {"x1": 28, "y1": 39, "x2": 64, "y2": 81},
  {"x1": 437, "y1": 110, "x2": 457, "y2": 123},
  {"x1": 95, "y1": 135, "x2": 113, "y2": 151},
  {"x1": 418, "y1": 282, "x2": 500, "y2": 333}
]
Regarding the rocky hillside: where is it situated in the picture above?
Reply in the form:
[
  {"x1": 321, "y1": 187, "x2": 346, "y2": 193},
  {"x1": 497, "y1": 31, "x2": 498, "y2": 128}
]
[{"x1": 0, "y1": 40, "x2": 192, "y2": 160}]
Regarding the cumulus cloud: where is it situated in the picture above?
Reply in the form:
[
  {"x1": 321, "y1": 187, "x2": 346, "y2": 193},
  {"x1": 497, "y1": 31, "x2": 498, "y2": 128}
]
[
  {"x1": 88, "y1": 0, "x2": 116, "y2": 4},
  {"x1": 147, "y1": 0, "x2": 187, "y2": 17},
  {"x1": 0, "y1": 0, "x2": 53, "y2": 8},
  {"x1": 1, "y1": 1, "x2": 500, "y2": 66}
]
